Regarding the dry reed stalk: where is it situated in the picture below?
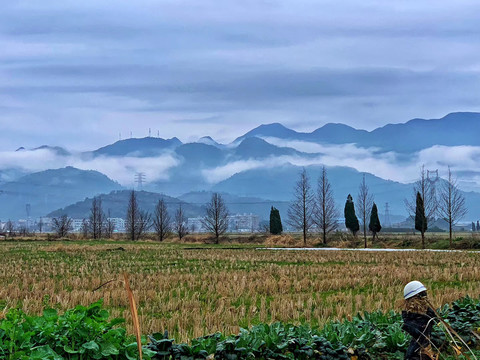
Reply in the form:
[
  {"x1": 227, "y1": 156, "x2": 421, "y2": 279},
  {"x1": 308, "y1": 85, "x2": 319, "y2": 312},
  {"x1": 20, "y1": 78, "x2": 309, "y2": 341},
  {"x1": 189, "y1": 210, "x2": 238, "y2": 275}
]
[
  {"x1": 124, "y1": 272, "x2": 143, "y2": 360},
  {"x1": 426, "y1": 299, "x2": 478, "y2": 360}
]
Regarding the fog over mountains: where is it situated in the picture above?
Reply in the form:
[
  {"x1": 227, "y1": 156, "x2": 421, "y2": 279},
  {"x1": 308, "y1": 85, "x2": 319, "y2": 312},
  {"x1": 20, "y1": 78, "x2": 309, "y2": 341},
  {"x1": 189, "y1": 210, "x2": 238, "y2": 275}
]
[{"x1": 1, "y1": 112, "x2": 480, "y2": 222}]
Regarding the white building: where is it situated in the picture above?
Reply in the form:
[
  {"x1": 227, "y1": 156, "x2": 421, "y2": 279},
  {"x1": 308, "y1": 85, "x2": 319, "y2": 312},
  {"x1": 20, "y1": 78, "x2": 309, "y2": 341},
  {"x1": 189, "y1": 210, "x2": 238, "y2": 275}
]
[
  {"x1": 71, "y1": 219, "x2": 85, "y2": 232},
  {"x1": 186, "y1": 217, "x2": 207, "y2": 233},
  {"x1": 108, "y1": 218, "x2": 125, "y2": 232},
  {"x1": 228, "y1": 213, "x2": 260, "y2": 233},
  {"x1": 187, "y1": 213, "x2": 260, "y2": 233}
]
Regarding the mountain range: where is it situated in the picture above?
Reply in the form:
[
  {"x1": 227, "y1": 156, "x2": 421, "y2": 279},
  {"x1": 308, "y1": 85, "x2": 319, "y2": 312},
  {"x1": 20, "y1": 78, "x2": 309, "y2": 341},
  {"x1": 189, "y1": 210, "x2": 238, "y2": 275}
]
[
  {"x1": 235, "y1": 112, "x2": 480, "y2": 153},
  {"x1": 2, "y1": 112, "x2": 480, "y2": 223}
]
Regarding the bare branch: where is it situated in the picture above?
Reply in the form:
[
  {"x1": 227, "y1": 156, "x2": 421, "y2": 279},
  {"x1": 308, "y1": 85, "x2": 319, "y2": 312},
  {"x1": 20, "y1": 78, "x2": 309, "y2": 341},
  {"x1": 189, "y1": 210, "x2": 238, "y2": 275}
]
[
  {"x1": 356, "y1": 174, "x2": 374, "y2": 247},
  {"x1": 174, "y1": 204, "x2": 188, "y2": 241},
  {"x1": 287, "y1": 168, "x2": 315, "y2": 246},
  {"x1": 405, "y1": 165, "x2": 437, "y2": 223},
  {"x1": 153, "y1": 198, "x2": 171, "y2": 241},
  {"x1": 438, "y1": 167, "x2": 467, "y2": 246},
  {"x1": 313, "y1": 166, "x2": 338, "y2": 244},
  {"x1": 201, "y1": 193, "x2": 229, "y2": 244}
]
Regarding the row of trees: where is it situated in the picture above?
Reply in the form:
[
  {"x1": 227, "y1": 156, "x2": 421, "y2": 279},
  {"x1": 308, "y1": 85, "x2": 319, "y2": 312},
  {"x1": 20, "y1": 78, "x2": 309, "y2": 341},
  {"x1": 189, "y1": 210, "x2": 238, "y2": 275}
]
[
  {"x1": 285, "y1": 167, "x2": 381, "y2": 247},
  {"x1": 285, "y1": 165, "x2": 467, "y2": 248},
  {"x1": 286, "y1": 167, "x2": 340, "y2": 246},
  {"x1": 52, "y1": 191, "x2": 231, "y2": 243},
  {"x1": 127, "y1": 191, "x2": 230, "y2": 243},
  {"x1": 49, "y1": 166, "x2": 467, "y2": 247},
  {"x1": 409, "y1": 166, "x2": 467, "y2": 248}
]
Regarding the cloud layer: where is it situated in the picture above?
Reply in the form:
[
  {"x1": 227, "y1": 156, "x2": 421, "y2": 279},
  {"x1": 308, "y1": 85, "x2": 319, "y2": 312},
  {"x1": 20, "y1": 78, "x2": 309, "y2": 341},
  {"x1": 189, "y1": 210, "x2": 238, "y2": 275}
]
[
  {"x1": 2, "y1": 138, "x2": 477, "y2": 193},
  {"x1": 204, "y1": 139, "x2": 480, "y2": 191},
  {"x1": 2, "y1": 1, "x2": 480, "y2": 150},
  {"x1": 0, "y1": 149, "x2": 179, "y2": 186}
]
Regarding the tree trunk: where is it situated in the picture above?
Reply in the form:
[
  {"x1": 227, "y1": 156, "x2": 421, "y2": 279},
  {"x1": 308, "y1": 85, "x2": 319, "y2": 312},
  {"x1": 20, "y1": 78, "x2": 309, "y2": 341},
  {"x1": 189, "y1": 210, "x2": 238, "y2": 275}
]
[
  {"x1": 323, "y1": 228, "x2": 326, "y2": 245},
  {"x1": 449, "y1": 223, "x2": 452, "y2": 248},
  {"x1": 363, "y1": 223, "x2": 367, "y2": 248}
]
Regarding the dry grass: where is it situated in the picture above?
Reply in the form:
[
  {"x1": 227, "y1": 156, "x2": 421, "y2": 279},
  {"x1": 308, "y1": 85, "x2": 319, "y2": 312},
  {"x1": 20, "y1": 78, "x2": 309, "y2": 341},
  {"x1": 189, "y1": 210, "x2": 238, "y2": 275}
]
[{"x1": 1, "y1": 240, "x2": 479, "y2": 342}]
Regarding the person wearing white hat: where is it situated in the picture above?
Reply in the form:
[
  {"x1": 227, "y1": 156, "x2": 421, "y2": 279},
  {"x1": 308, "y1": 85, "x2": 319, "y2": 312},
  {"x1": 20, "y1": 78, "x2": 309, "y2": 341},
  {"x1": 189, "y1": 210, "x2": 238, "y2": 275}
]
[{"x1": 402, "y1": 281, "x2": 437, "y2": 360}]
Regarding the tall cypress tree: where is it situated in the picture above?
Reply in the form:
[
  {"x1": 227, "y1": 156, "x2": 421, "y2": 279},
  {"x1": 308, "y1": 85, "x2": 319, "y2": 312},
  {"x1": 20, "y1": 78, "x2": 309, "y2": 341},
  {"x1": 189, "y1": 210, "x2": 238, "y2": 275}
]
[
  {"x1": 415, "y1": 191, "x2": 428, "y2": 249},
  {"x1": 270, "y1": 206, "x2": 283, "y2": 235},
  {"x1": 368, "y1": 202, "x2": 382, "y2": 243},
  {"x1": 344, "y1": 194, "x2": 359, "y2": 236}
]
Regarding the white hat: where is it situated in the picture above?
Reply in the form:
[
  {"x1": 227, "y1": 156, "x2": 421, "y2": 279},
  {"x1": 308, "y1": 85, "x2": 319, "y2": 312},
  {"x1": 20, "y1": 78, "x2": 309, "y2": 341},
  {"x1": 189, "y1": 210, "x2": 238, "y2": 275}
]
[{"x1": 404, "y1": 281, "x2": 427, "y2": 299}]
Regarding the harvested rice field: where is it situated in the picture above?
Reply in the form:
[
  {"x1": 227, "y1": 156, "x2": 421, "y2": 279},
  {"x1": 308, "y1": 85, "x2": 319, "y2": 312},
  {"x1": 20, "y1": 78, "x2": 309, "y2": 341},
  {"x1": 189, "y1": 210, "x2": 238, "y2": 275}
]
[{"x1": 1, "y1": 240, "x2": 479, "y2": 342}]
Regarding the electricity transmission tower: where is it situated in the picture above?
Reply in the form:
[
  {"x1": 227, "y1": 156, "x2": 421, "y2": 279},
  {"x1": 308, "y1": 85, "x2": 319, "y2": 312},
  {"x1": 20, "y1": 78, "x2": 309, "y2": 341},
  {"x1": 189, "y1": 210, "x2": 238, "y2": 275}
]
[
  {"x1": 384, "y1": 202, "x2": 391, "y2": 228},
  {"x1": 134, "y1": 172, "x2": 146, "y2": 190},
  {"x1": 427, "y1": 169, "x2": 439, "y2": 220},
  {"x1": 26, "y1": 203, "x2": 31, "y2": 229}
]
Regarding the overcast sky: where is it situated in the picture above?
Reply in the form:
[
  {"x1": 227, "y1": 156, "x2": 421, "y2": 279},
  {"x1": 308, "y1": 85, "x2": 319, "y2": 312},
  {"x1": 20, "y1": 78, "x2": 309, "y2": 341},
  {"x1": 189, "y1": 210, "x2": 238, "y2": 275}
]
[{"x1": 2, "y1": 0, "x2": 480, "y2": 151}]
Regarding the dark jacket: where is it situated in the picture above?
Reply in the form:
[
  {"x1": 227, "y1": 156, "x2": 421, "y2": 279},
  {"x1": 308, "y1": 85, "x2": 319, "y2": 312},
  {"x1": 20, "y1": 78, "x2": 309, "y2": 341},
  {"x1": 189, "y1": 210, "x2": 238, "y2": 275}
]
[{"x1": 402, "y1": 308, "x2": 436, "y2": 360}]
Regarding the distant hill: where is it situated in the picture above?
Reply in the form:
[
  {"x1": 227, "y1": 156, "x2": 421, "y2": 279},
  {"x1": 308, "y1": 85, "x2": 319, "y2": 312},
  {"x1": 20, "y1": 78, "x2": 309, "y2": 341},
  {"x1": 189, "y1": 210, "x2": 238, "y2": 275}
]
[
  {"x1": 48, "y1": 190, "x2": 202, "y2": 219},
  {"x1": 89, "y1": 137, "x2": 182, "y2": 157},
  {"x1": 235, "y1": 112, "x2": 480, "y2": 153},
  {"x1": 234, "y1": 123, "x2": 301, "y2": 143},
  {"x1": 15, "y1": 145, "x2": 71, "y2": 156},
  {"x1": 48, "y1": 190, "x2": 291, "y2": 222},
  {"x1": 32, "y1": 145, "x2": 71, "y2": 156},
  {"x1": 0, "y1": 167, "x2": 122, "y2": 219},
  {"x1": 213, "y1": 164, "x2": 480, "y2": 219},
  {"x1": 232, "y1": 137, "x2": 304, "y2": 159},
  {"x1": 178, "y1": 191, "x2": 290, "y2": 221},
  {"x1": 174, "y1": 143, "x2": 226, "y2": 167},
  {"x1": 3, "y1": 111, "x2": 480, "y2": 222},
  {"x1": 197, "y1": 136, "x2": 224, "y2": 148}
]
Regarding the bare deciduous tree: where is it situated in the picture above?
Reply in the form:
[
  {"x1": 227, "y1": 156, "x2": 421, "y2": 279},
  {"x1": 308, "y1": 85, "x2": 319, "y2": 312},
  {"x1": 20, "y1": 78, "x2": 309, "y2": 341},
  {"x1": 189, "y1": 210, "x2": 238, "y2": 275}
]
[
  {"x1": 37, "y1": 217, "x2": 44, "y2": 233},
  {"x1": 314, "y1": 166, "x2": 338, "y2": 245},
  {"x1": 137, "y1": 210, "x2": 152, "y2": 239},
  {"x1": 81, "y1": 218, "x2": 89, "y2": 238},
  {"x1": 104, "y1": 210, "x2": 116, "y2": 239},
  {"x1": 52, "y1": 214, "x2": 73, "y2": 238},
  {"x1": 405, "y1": 165, "x2": 437, "y2": 226},
  {"x1": 89, "y1": 197, "x2": 105, "y2": 239},
  {"x1": 438, "y1": 167, "x2": 467, "y2": 247},
  {"x1": 19, "y1": 226, "x2": 27, "y2": 237},
  {"x1": 288, "y1": 168, "x2": 315, "y2": 246},
  {"x1": 174, "y1": 204, "x2": 188, "y2": 241},
  {"x1": 356, "y1": 174, "x2": 374, "y2": 248},
  {"x1": 6, "y1": 220, "x2": 15, "y2": 237},
  {"x1": 153, "y1": 198, "x2": 171, "y2": 241},
  {"x1": 125, "y1": 190, "x2": 151, "y2": 241},
  {"x1": 202, "y1": 193, "x2": 229, "y2": 244}
]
